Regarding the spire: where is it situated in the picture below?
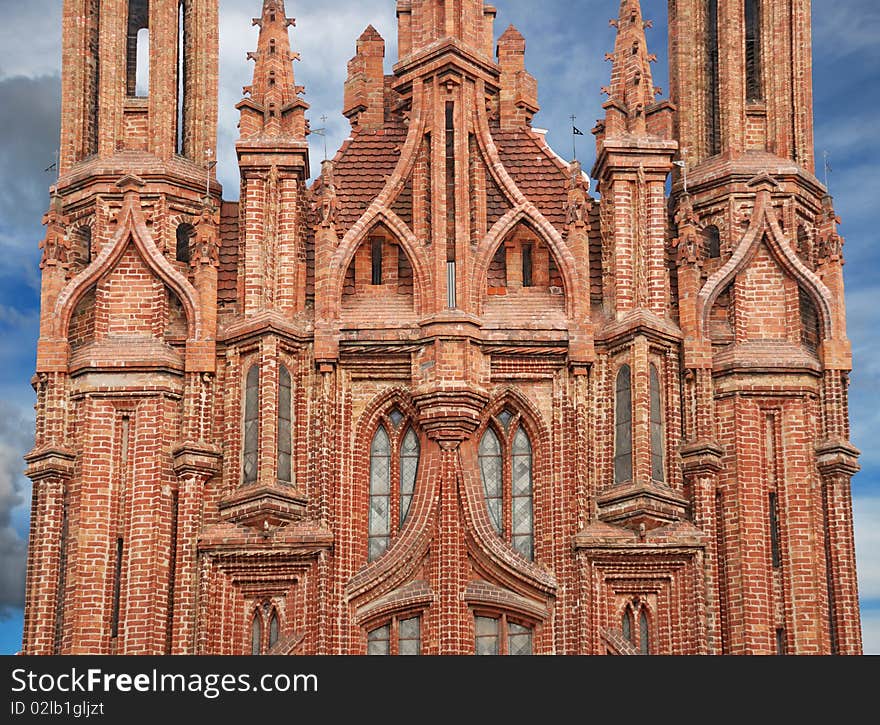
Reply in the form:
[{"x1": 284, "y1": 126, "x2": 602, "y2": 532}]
[
  {"x1": 237, "y1": 0, "x2": 309, "y2": 140},
  {"x1": 497, "y1": 24, "x2": 539, "y2": 130},
  {"x1": 600, "y1": 0, "x2": 662, "y2": 137}
]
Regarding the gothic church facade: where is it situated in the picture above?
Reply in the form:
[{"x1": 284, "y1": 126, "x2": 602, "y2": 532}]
[{"x1": 22, "y1": 0, "x2": 861, "y2": 655}]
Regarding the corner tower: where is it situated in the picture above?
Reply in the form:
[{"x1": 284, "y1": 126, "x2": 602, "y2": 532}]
[
  {"x1": 23, "y1": 0, "x2": 222, "y2": 654},
  {"x1": 668, "y1": 0, "x2": 861, "y2": 654}
]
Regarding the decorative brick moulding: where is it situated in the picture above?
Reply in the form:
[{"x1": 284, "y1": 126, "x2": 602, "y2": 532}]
[{"x1": 22, "y1": 0, "x2": 861, "y2": 656}]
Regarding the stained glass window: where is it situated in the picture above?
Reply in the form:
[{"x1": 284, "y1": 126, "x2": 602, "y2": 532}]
[
  {"x1": 269, "y1": 610, "x2": 280, "y2": 649},
  {"x1": 367, "y1": 615, "x2": 421, "y2": 655},
  {"x1": 479, "y1": 428, "x2": 503, "y2": 534},
  {"x1": 639, "y1": 608, "x2": 650, "y2": 655},
  {"x1": 474, "y1": 615, "x2": 533, "y2": 655},
  {"x1": 369, "y1": 426, "x2": 391, "y2": 561},
  {"x1": 242, "y1": 365, "x2": 259, "y2": 485},
  {"x1": 398, "y1": 616, "x2": 421, "y2": 656},
  {"x1": 367, "y1": 623, "x2": 390, "y2": 655},
  {"x1": 400, "y1": 428, "x2": 419, "y2": 526},
  {"x1": 475, "y1": 616, "x2": 499, "y2": 656},
  {"x1": 508, "y1": 621, "x2": 533, "y2": 656},
  {"x1": 615, "y1": 365, "x2": 633, "y2": 484},
  {"x1": 511, "y1": 428, "x2": 533, "y2": 560},
  {"x1": 251, "y1": 612, "x2": 262, "y2": 656}
]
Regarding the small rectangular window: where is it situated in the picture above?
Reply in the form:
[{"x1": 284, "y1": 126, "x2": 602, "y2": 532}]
[
  {"x1": 775, "y1": 627, "x2": 787, "y2": 655},
  {"x1": 367, "y1": 624, "x2": 391, "y2": 655},
  {"x1": 769, "y1": 492, "x2": 781, "y2": 569},
  {"x1": 475, "y1": 616, "x2": 499, "y2": 655},
  {"x1": 447, "y1": 261, "x2": 456, "y2": 309},
  {"x1": 371, "y1": 237, "x2": 383, "y2": 285},
  {"x1": 522, "y1": 244, "x2": 533, "y2": 287}
]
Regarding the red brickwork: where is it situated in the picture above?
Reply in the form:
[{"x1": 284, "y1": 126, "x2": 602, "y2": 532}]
[{"x1": 23, "y1": 0, "x2": 861, "y2": 655}]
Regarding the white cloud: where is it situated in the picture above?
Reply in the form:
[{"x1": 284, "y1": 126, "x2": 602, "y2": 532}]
[
  {"x1": 861, "y1": 607, "x2": 880, "y2": 656},
  {"x1": 854, "y1": 496, "x2": 880, "y2": 602}
]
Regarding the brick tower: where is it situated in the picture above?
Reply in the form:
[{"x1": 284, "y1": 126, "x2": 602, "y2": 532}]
[{"x1": 22, "y1": 0, "x2": 861, "y2": 655}]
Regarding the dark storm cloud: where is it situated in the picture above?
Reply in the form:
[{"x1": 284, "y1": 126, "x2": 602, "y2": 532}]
[
  {"x1": 0, "y1": 74, "x2": 61, "y2": 240},
  {"x1": 0, "y1": 400, "x2": 34, "y2": 617}
]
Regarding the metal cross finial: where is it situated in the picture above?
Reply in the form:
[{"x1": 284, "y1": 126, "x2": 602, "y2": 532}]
[
  {"x1": 570, "y1": 114, "x2": 584, "y2": 161},
  {"x1": 823, "y1": 150, "x2": 832, "y2": 191},
  {"x1": 312, "y1": 115, "x2": 329, "y2": 160},
  {"x1": 673, "y1": 147, "x2": 689, "y2": 194}
]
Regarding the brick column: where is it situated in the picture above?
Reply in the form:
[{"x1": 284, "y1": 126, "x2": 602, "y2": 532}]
[
  {"x1": 681, "y1": 441, "x2": 724, "y2": 655},
  {"x1": 816, "y1": 440, "x2": 862, "y2": 654},
  {"x1": 22, "y1": 449, "x2": 75, "y2": 654},
  {"x1": 171, "y1": 444, "x2": 221, "y2": 654}
]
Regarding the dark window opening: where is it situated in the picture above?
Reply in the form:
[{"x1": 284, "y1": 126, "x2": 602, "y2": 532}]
[
  {"x1": 176, "y1": 1, "x2": 188, "y2": 156},
  {"x1": 176, "y1": 223, "x2": 193, "y2": 263},
  {"x1": 269, "y1": 39, "x2": 276, "y2": 54},
  {"x1": 745, "y1": 0, "x2": 764, "y2": 102},
  {"x1": 445, "y1": 102, "x2": 456, "y2": 307},
  {"x1": 522, "y1": 244, "x2": 533, "y2": 287},
  {"x1": 769, "y1": 491, "x2": 781, "y2": 569},
  {"x1": 371, "y1": 237, "x2": 383, "y2": 285},
  {"x1": 622, "y1": 606, "x2": 634, "y2": 643},
  {"x1": 703, "y1": 225, "x2": 721, "y2": 259},
  {"x1": 126, "y1": 0, "x2": 150, "y2": 98},
  {"x1": 111, "y1": 537, "x2": 124, "y2": 639},
  {"x1": 776, "y1": 627, "x2": 787, "y2": 655},
  {"x1": 706, "y1": 0, "x2": 721, "y2": 155}
]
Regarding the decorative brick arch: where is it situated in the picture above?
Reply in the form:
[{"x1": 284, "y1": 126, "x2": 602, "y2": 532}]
[
  {"x1": 458, "y1": 387, "x2": 557, "y2": 600},
  {"x1": 698, "y1": 190, "x2": 835, "y2": 341},
  {"x1": 55, "y1": 194, "x2": 202, "y2": 341},
  {"x1": 469, "y1": 86, "x2": 587, "y2": 323},
  {"x1": 329, "y1": 210, "x2": 432, "y2": 316},
  {"x1": 344, "y1": 388, "x2": 438, "y2": 604},
  {"x1": 469, "y1": 206, "x2": 584, "y2": 320}
]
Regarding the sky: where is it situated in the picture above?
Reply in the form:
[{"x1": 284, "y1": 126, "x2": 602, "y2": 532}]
[{"x1": 0, "y1": 0, "x2": 877, "y2": 655}]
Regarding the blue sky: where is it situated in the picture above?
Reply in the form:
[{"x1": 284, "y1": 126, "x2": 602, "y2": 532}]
[{"x1": 0, "y1": 0, "x2": 877, "y2": 654}]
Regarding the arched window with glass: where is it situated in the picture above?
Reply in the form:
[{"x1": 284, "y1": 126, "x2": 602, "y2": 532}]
[
  {"x1": 368, "y1": 408, "x2": 421, "y2": 562},
  {"x1": 478, "y1": 410, "x2": 534, "y2": 561},
  {"x1": 277, "y1": 364, "x2": 293, "y2": 484},
  {"x1": 250, "y1": 602, "x2": 281, "y2": 655},
  {"x1": 242, "y1": 365, "x2": 260, "y2": 485},
  {"x1": 649, "y1": 364, "x2": 665, "y2": 483},
  {"x1": 614, "y1": 365, "x2": 633, "y2": 485}
]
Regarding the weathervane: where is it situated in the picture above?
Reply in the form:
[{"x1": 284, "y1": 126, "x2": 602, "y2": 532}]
[
  {"x1": 311, "y1": 114, "x2": 329, "y2": 161},
  {"x1": 570, "y1": 115, "x2": 584, "y2": 160},
  {"x1": 823, "y1": 150, "x2": 832, "y2": 192}
]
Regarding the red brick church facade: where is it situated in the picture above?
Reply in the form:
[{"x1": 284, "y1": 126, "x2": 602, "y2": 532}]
[{"x1": 22, "y1": 0, "x2": 861, "y2": 655}]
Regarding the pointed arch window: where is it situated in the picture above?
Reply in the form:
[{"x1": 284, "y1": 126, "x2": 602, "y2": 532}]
[
  {"x1": 479, "y1": 412, "x2": 534, "y2": 561},
  {"x1": 277, "y1": 364, "x2": 293, "y2": 483},
  {"x1": 250, "y1": 602, "x2": 281, "y2": 655},
  {"x1": 242, "y1": 365, "x2": 259, "y2": 485},
  {"x1": 368, "y1": 411, "x2": 421, "y2": 562},
  {"x1": 639, "y1": 608, "x2": 650, "y2": 655},
  {"x1": 622, "y1": 605, "x2": 634, "y2": 644},
  {"x1": 649, "y1": 364, "x2": 665, "y2": 483},
  {"x1": 614, "y1": 365, "x2": 633, "y2": 484}
]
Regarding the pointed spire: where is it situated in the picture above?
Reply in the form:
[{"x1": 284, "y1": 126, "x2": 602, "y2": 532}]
[
  {"x1": 237, "y1": 0, "x2": 309, "y2": 140},
  {"x1": 601, "y1": 0, "x2": 662, "y2": 137},
  {"x1": 497, "y1": 24, "x2": 539, "y2": 131}
]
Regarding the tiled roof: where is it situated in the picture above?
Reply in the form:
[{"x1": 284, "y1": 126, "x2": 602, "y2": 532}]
[
  {"x1": 218, "y1": 201, "x2": 239, "y2": 305},
  {"x1": 492, "y1": 127, "x2": 572, "y2": 232},
  {"x1": 330, "y1": 122, "x2": 409, "y2": 234}
]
